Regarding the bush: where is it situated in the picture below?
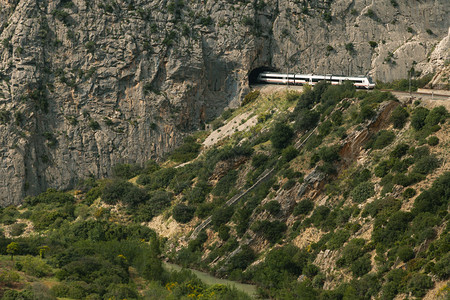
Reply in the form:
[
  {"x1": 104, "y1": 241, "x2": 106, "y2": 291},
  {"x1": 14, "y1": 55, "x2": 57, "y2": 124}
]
[
  {"x1": 397, "y1": 246, "x2": 414, "y2": 262},
  {"x1": 318, "y1": 145, "x2": 340, "y2": 163},
  {"x1": 358, "y1": 105, "x2": 375, "y2": 123},
  {"x1": 411, "y1": 107, "x2": 429, "y2": 130},
  {"x1": 25, "y1": 189, "x2": 74, "y2": 206},
  {"x1": 403, "y1": 188, "x2": 416, "y2": 198},
  {"x1": 281, "y1": 146, "x2": 299, "y2": 162},
  {"x1": 351, "y1": 182, "x2": 374, "y2": 203},
  {"x1": 172, "y1": 204, "x2": 195, "y2": 223},
  {"x1": 350, "y1": 256, "x2": 371, "y2": 277},
  {"x1": 294, "y1": 109, "x2": 320, "y2": 131},
  {"x1": 425, "y1": 106, "x2": 447, "y2": 126},
  {"x1": 390, "y1": 106, "x2": 409, "y2": 129},
  {"x1": 218, "y1": 225, "x2": 230, "y2": 241},
  {"x1": 9, "y1": 223, "x2": 26, "y2": 237},
  {"x1": 252, "y1": 153, "x2": 269, "y2": 168},
  {"x1": 293, "y1": 199, "x2": 314, "y2": 216},
  {"x1": 374, "y1": 160, "x2": 392, "y2": 178},
  {"x1": 413, "y1": 172, "x2": 450, "y2": 213},
  {"x1": 413, "y1": 155, "x2": 439, "y2": 175},
  {"x1": 270, "y1": 122, "x2": 294, "y2": 150},
  {"x1": 102, "y1": 180, "x2": 148, "y2": 206},
  {"x1": 227, "y1": 245, "x2": 256, "y2": 270},
  {"x1": 427, "y1": 136, "x2": 439, "y2": 146},
  {"x1": 369, "y1": 130, "x2": 395, "y2": 149},
  {"x1": 407, "y1": 273, "x2": 433, "y2": 297},
  {"x1": 337, "y1": 239, "x2": 366, "y2": 267},
  {"x1": 211, "y1": 206, "x2": 234, "y2": 230},
  {"x1": 252, "y1": 220, "x2": 287, "y2": 244},
  {"x1": 390, "y1": 143, "x2": 409, "y2": 158},
  {"x1": 112, "y1": 163, "x2": 142, "y2": 179},
  {"x1": 433, "y1": 252, "x2": 450, "y2": 280},
  {"x1": 212, "y1": 170, "x2": 238, "y2": 197},
  {"x1": 264, "y1": 201, "x2": 281, "y2": 215},
  {"x1": 169, "y1": 136, "x2": 201, "y2": 163},
  {"x1": 20, "y1": 256, "x2": 52, "y2": 278},
  {"x1": 242, "y1": 90, "x2": 260, "y2": 106}
]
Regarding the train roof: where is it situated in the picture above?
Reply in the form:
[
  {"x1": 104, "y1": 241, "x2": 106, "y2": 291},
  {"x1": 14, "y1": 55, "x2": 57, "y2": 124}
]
[{"x1": 260, "y1": 72, "x2": 369, "y2": 79}]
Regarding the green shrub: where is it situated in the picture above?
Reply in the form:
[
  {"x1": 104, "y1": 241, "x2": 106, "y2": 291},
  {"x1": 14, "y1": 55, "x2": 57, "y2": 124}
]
[
  {"x1": 227, "y1": 245, "x2": 256, "y2": 270},
  {"x1": 368, "y1": 41, "x2": 378, "y2": 48},
  {"x1": 25, "y1": 189, "x2": 74, "y2": 206},
  {"x1": 390, "y1": 143, "x2": 409, "y2": 158},
  {"x1": 221, "y1": 109, "x2": 233, "y2": 120},
  {"x1": 351, "y1": 182, "x2": 374, "y2": 203},
  {"x1": 218, "y1": 225, "x2": 230, "y2": 241},
  {"x1": 403, "y1": 188, "x2": 416, "y2": 198},
  {"x1": 310, "y1": 206, "x2": 331, "y2": 227},
  {"x1": 413, "y1": 155, "x2": 439, "y2": 175},
  {"x1": 345, "y1": 43, "x2": 354, "y2": 53},
  {"x1": 407, "y1": 273, "x2": 433, "y2": 297},
  {"x1": 427, "y1": 136, "x2": 439, "y2": 146},
  {"x1": 293, "y1": 199, "x2": 314, "y2": 216},
  {"x1": 390, "y1": 106, "x2": 409, "y2": 129},
  {"x1": 102, "y1": 180, "x2": 148, "y2": 206},
  {"x1": 186, "y1": 181, "x2": 211, "y2": 204},
  {"x1": 369, "y1": 130, "x2": 395, "y2": 149},
  {"x1": 281, "y1": 145, "x2": 299, "y2": 162},
  {"x1": 252, "y1": 220, "x2": 287, "y2": 244},
  {"x1": 212, "y1": 170, "x2": 238, "y2": 197},
  {"x1": 359, "y1": 104, "x2": 376, "y2": 122},
  {"x1": 337, "y1": 239, "x2": 366, "y2": 267},
  {"x1": 318, "y1": 145, "x2": 340, "y2": 163},
  {"x1": 326, "y1": 229, "x2": 350, "y2": 250},
  {"x1": 242, "y1": 90, "x2": 260, "y2": 106},
  {"x1": 294, "y1": 109, "x2": 320, "y2": 131},
  {"x1": 433, "y1": 252, "x2": 450, "y2": 280},
  {"x1": 303, "y1": 264, "x2": 320, "y2": 278},
  {"x1": 374, "y1": 160, "x2": 392, "y2": 177},
  {"x1": 20, "y1": 256, "x2": 52, "y2": 278},
  {"x1": 425, "y1": 105, "x2": 448, "y2": 126},
  {"x1": 9, "y1": 223, "x2": 26, "y2": 237},
  {"x1": 112, "y1": 163, "x2": 142, "y2": 179},
  {"x1": 411, "y1": 107, "x2": 429, "y2": 130},
  {"x1": 270, "y1": 122, "x2": 294, "y2": 150},
  {"x1": 350, "y1": 255, "x2": 371, "y2": 277},
  {"x1": 397, "y1": 246, "x2": 414, "y2": 262},
  {"x1": 413, "y1": 172, "x2": 449, "y2": 213},
  {"x1": 172, "y1": 204, "x2": 195, "y2": 223},
  {"x1": 169, "y1": 136, "x2": 201, "y2": 163},
  {"x1": 252, "y1": 153, "x2": 269, "y2": 168},
  {"x1": 264, "y1": 201, "x2": 281, "y2": 215},
  {"x1": 211, "y1": 206, "x2": 234, "y2": 230}
]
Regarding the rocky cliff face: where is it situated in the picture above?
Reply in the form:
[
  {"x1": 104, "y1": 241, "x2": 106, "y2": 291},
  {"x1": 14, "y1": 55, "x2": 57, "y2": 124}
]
[{"x1": 0, "y1": 0, "x2": 449, "y2": 205}]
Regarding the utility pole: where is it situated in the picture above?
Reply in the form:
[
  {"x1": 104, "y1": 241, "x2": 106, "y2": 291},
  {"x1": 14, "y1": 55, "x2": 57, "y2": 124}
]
[{"x1": 408, "y1": 66, "x2": 412, "y2": 96}]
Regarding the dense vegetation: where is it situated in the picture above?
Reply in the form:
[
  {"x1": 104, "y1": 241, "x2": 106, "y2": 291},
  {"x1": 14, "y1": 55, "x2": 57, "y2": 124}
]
[{"x1": 1, "y1": 81, "x2": 448, "y2": 299}]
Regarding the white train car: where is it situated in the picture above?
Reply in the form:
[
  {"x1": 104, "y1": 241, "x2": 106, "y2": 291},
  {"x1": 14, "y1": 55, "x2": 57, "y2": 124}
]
[{"x1": 257, "y1": 72, "x2": 376, "y2": 89}]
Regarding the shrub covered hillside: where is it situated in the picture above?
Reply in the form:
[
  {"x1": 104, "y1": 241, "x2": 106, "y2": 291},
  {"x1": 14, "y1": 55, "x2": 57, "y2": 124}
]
[{"x1": 1, "y1": 83, "x2": 449, "y2": 299}]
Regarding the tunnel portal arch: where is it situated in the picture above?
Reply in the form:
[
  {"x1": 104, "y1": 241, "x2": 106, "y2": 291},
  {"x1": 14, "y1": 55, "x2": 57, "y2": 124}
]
[{"x1": 248, "y1": 66, "x2": 278, "y2": 85}]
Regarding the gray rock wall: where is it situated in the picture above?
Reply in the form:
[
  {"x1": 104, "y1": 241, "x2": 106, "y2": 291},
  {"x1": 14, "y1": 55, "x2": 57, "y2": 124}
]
[{"x1": 0, "y1": 0, "x2": 448, "y2": 205}]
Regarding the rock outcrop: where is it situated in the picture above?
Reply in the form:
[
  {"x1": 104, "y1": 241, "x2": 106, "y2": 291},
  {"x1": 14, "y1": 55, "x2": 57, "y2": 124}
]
[{"x1": 0, "y1": 0, "x2": 449, "y2": 205}]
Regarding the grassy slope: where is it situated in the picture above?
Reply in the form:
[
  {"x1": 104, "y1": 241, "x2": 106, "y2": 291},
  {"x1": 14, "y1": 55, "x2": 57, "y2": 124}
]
[{"x1": 1, "y1": 85, "x2": 449, "y2": 299}]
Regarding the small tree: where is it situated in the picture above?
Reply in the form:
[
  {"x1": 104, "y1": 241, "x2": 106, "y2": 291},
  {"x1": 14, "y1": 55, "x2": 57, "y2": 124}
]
[
  {"x1": 270, "y1": 122, "x2": 294, "y2": 150},
  {"x1": 390, "y1": 106, "x2": 409, "y2": 129},
  {"x1": 7, "y1": 242, "x2": 19, "y2": 261}
]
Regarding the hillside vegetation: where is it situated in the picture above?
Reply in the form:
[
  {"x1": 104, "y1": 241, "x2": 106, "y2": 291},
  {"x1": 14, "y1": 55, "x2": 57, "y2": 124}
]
[{"x1": 1, "y1": 82, "x2": 449, "y2": 299}]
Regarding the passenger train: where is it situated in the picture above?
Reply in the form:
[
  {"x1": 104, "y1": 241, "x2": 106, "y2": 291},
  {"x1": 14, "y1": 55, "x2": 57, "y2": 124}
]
[{"x1": 257, "y1": 72, "x2": 376, "y2": 89}]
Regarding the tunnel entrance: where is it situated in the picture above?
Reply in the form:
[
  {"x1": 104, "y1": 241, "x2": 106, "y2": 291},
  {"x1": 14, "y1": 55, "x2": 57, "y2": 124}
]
[{"x1": 248, "y1": 66, "x2": 278, "y2": 85}]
